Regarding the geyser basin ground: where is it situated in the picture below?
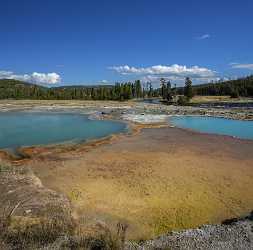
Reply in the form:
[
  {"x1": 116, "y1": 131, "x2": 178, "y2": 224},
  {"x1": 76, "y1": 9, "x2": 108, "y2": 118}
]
[
  {"x1": 170, "y1": 116, "x2": 253, "y2": 140},
  {"x1": 1, "y1": 101, "x2": 253, "y2": 240},
  {"x1": 26, "y1": 125, "x2": 253, "y2": 240},
  {"x1": 0, "y1": 111, "x2": 127, "y2": 150}
]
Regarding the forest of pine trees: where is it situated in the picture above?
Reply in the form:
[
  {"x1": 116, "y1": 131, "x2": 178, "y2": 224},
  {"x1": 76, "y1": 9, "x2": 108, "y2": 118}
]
[
  {"x1": 177, "y1": 76, "x2": 253, "y2": 97},
  {"x1": 0, "y1": 75, "x2": 252, "y2": 100},
  {"x1": 0, "y1": 79, "x2": 158, "y2": 100}
]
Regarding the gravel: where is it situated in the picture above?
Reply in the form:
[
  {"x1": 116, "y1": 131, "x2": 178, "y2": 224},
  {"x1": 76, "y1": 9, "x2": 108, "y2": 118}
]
[{"x1": 125, "y1": 213, "x2": 253, "y2": 250}]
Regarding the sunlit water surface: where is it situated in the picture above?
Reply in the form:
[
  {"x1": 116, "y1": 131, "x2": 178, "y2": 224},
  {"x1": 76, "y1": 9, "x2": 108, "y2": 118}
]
[
  {"x1": 170, "y1": 116, "x2": 253, "y2": 140},
  {"x1": 0, "y1": 112, "x2": 127, "y2": 150}
]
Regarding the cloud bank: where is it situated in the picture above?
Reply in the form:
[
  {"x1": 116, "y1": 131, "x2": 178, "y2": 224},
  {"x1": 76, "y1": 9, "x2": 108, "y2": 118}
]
[
  {"x1": 109, "y1": 64, "x2": 217, "y2": 84},
  {"x1": 230, "y1": 63, "x2": 253, "y2": 70},
  {"x1": 109, "y1": 64, "x2": 215, "y2": 77},
  {"x1": 0, "y1": 70, "x2": 61, "y2": 84}
]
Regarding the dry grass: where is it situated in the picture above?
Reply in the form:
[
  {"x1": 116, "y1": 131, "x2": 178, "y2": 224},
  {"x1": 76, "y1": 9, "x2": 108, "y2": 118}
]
[
  {"x1": 0, "y1": 202, "x2": 128, "y2": 250},
  {"x1": 191, "y1": 95, "x2": 253, "y2": 103},
  {"x1": 0, "y1": 164, "x2": 129, "y2": 249}
]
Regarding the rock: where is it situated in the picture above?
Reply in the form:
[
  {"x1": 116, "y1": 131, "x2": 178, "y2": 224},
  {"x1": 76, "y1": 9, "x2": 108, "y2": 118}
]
[{"x1": 125, "y1": 214, "x2": 253, "y2": 250}]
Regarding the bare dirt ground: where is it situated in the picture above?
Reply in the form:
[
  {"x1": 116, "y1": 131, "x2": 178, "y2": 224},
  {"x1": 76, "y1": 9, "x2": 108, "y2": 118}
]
[{"x1": 20, "y1": 126, "x2": 253, "y2": 240}]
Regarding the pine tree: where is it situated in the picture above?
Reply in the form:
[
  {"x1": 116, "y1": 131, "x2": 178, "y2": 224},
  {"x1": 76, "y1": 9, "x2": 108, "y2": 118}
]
[
  {"x1": 160, "y1": 78, "x2": 167, "y2": 99},
  {"x1": 134, "y1": 80, "x2": 142, "y2": 98},
  {"x1": 166, "y1": 81, "x2": 173, "y2": 101},
  {"x1": 184, "y1": 77, "x2": 194, "y2": 99}
]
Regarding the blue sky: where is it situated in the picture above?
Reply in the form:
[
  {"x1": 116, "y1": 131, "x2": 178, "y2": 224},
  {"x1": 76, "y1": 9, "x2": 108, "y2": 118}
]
[{"x1": 0, "y1": 0, "x2": 253, "y2": 86}]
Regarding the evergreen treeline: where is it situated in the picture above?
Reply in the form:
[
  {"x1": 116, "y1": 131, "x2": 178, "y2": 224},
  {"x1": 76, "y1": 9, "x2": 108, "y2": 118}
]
[
  {"x1": 1, "y1": 75, "x2": 253, "y2": 101},
  {"x1": 0, "y1": 79, "x2": 151, "y2": 100},
  {"x1": 177, "y1": 76, "x2": 253, "y2": 97}
]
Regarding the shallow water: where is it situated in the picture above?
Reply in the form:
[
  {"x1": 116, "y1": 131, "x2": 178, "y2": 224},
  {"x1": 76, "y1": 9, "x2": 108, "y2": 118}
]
[
  {"x1": 170, "y1": 116, "x2": 253, "y2": 140},
  {"x1": 140, "y1": 98, "x2": 161, "y2": 104},
  {"x1": 0, "y1": 112, "x2": 127, "y2": 149}
]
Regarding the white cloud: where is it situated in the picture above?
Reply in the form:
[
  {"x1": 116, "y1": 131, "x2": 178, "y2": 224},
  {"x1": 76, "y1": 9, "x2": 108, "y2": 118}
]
[
  {"x1": 109, "y1": 64, "x2": 217, "y2": 86},
  {"x1": 230, "y1": 63, "x2": 253, "y2": 70},
  {"x1": 109, "y1": 64, "x2": 215, "y2": 78},
  {"x1": 101, "y1": 79, "x2": 108, "y2": 84},
  {"x1": 0, "y1": 70, "x2": 61, "y2": 84},
  {"x1": 0, "y1": 71, "x2": 13, "y2": 78},
  {"x1": 196, "y1": 34, "x2": 210, "y2": 40}
]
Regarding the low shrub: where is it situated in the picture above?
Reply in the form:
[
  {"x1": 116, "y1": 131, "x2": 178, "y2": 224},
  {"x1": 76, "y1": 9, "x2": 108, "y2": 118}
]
[
  {"x1": 177, "y1": 96, "x2": 189, "y2": 106},
  {"x1": 230, "y1": 90, "x2": 239, "y2": 98}
]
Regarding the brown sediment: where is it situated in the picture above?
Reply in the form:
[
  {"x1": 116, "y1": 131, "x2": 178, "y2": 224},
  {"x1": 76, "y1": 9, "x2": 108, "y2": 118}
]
[{"x1": 0, "y1": 150, "x2": 16, "y2": 161}]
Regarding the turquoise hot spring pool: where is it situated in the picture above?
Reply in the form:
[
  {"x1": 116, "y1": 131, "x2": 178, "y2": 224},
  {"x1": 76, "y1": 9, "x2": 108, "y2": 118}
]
[
  {"x1": 170, "y1": 116, "x2": 253, "y2": 140},
  {"x1": 0, "y1": 112, "x2": 128, "y2": 150}
]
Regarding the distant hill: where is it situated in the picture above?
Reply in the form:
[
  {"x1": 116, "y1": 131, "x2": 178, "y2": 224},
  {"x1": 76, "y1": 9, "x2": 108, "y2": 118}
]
[
  {"x1": 0, "y1": 79, "x2": 143, "y2": 100},
  {"x1": 177, "y1": 75, "x2": 253, "y2": 97},
  {"x1": 0, "y1": 79, "x2": 47, "y2": 99},
  {"x1": 0, "y1": 79, "x2": 115, "y2": 100},
  {"x1": 0, "y1": 79, "x2": 49, "y2": 90},
  {"x1": 193, "y1": 75, "x2": 253, "y2": 97},
  {"x1": 55, "y1": 85, "x2": 114, "y2": 90}
]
